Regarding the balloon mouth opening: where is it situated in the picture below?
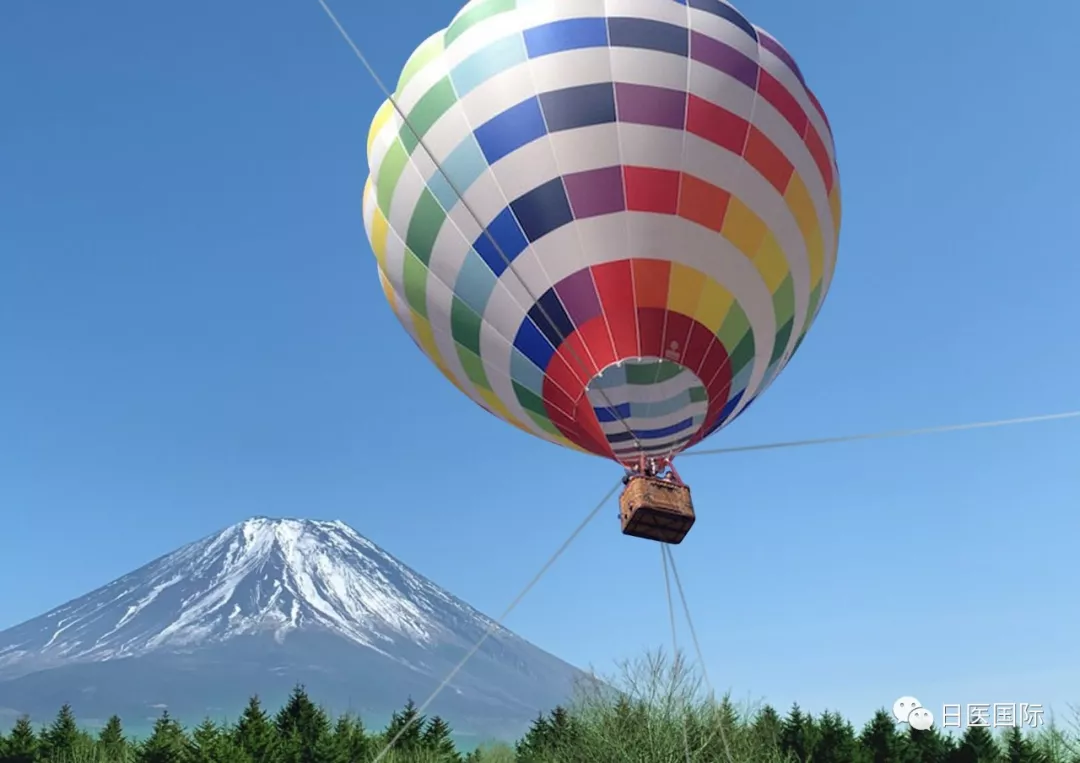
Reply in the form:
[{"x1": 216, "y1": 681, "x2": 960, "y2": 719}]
[{"x1": 585, "y1": 354, "x2": 708, "y2": 463}]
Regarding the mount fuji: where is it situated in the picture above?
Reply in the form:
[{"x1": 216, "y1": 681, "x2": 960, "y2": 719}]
[{"x1": 0, "y1": 518, "x2": 585, "y2": 739}]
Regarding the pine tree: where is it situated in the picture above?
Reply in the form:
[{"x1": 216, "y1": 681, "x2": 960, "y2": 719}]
[
  {"x1": 749, "y1": 704, "x2": 783, "y2": 752},
  {"x1": 904, "y1": 722, "x2": 955, "y2": 763},
  {"x1": 138, "y1": 710, "x2": 187, "y2": 763},
  {"x1": 274, "y1": 685, "x2": 331, "y2": 763},
  {"x1": 952, "y1": 725, "x2": 1001, "y2": 763},
  {"x1": 320, "y1": 715, "x2": 369, "y2": 763},
  {"x1": 421, "y1": 716, "x2": 461, "y2": 761},
  {"x1": 1002, "y1": 725, "x2": 1042, "y2": 763},
  {"x1": 781, "y1": 702, "x2": 818, "y2": 762},
  {"x1": 514, "y1": 705, "x2": 579, "y2": 760},
  {"x1": 715, "y1": 695, "x2": 740, "y2": 736},
  {"x1": 41, "y1": 703, "x2": 80, "y2": 761},
  {"x1": 547, "y1": 706, "x2": 578, "y2": 750},
  {"x1": 187, "y1": 718, "x2": 236, "y2": 763},
  {"x1": 859, "y1": 709, "x2": 905, "y2": 763},
  {"x1": 3, "y1": 717, "x2": 38, "y2": 763},
  {"x1": 515, "y1": 713, "x2": 553, "y2": 762},
  {"x1": 232, "y1": 696, "x2": 278, "y2": 763},
  {"x1": 98, "y1": 714, "x2": 128, "y2": 761},
  {"x1": 380, "y1": 698, "x2": 425, "y2": 754},
  {"x1": 814, "y1": 710, "x2": 858, "y2": 763},
  {"x1": 320, "y1": 719, "x2": 345, "y2": 763}
]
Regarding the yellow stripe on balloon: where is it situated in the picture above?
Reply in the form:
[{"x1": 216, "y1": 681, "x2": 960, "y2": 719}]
[
  {"x1": 368, "y1": 205, "x2": 391, "y2": 270},
  {"x1": 752, "y1": 231, "x2": 790, "y2": 293},
  {"x1": 694, "y1": 275, "x2": 736, "y2": 335},
  {"x1": 366, "y1": 100, "x2": 396, "y2": 161},
  {"x1": 408, "y1": 309, "x2": 449, "y2": 372},
  {"x1": 378, "y1": 268, "x2": 397, "y2": 312},
  {"x1": 478, "y1": 388, "x2": 530, "y2": 434},
  {"x1": 828, "y1": 183, "x2": 842, "y2": 280},
  {"x1": 721, "y1": 196, "x2": 768, "y2": 258},
  {"x1": 407, "y1": 312, "x2": 479, "y2": 407},
  {"x1": 829, "y1": 182, "x2": 842, "y2": 234},
  {"x1": 784, "y1": 174, "x2": 824, "y2": 287},
  {"x1": 667, "y1": 262, "x2": 706, "y2": 318}
]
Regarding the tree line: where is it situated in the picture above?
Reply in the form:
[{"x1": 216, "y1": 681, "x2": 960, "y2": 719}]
[{"x1": 0, "y1": 652, "x2": 1074, "y2": 762}]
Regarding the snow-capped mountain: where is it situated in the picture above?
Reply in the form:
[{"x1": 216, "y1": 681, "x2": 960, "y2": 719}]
[
  {"x1": 0, "y1": 517, "x2": 515, "y2": 673},
  {"x1": 0, "y1": 518, "x2": 584, "y2": 738}
]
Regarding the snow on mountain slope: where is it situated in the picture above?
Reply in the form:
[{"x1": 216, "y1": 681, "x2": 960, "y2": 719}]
[{"x1": 0, "y1": 517, "x2": 519, "y2": 678}]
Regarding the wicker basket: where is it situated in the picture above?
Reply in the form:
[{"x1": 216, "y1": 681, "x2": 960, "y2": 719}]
[{"x1": 619, "y1": 476, "x2": 695, "y2": 544}]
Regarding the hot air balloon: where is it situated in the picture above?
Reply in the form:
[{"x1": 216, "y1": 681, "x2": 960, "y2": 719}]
[{"x1": 362, "y1": 0, "x2": 841, "y2": 543}]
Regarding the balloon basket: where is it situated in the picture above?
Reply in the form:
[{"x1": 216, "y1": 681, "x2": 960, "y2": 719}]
[{"x1": 619, "y1": 476, "x2": 696, "y2": 544}]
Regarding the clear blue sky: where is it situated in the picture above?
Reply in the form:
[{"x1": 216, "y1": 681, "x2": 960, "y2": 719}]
[{"x1": 2, "y1": 0, "x2": 1078, "y2": 730}]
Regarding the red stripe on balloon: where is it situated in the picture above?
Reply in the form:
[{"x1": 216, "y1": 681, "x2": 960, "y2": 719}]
[
  {"x1": 592, "y1": 260, "x2": 638, "y2": 359},
  {"x1": 540, "y1": 297, "x2": 736, "y2": 462}
]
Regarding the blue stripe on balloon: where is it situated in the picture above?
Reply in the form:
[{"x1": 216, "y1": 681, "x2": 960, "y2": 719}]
[
  {"x1": 523, "y1": 17, "x2": 608, "y2": 58},
  {"x1": 607, "y1": 18, "x2": 688, "y2": 56},
  {"x1": 513, "y1": 318, "x2": 556, "y2": 369},
  {"x1": 705, "y1": 389, "x2": 745, "y2": 435},
  {"x1": 607, "y1": 417, "x2": 697, "y2": 443},
  {"x1": 538, "y1": 83, "x2": 617, "y2": 132},
  {"x1": 472, "y1": 208, "x2": 528, "y2": 277},
  {"x1": 510, "y1": 177, "x2": 574, "y2": 243},
  {"x1": 474, "y1": 97, "x2": 547, "y2": 164},
  {"x1": 684, "y1": 0, "x2": 758, "y2": 41},
  {"x1": 528, "y1": 290, "x2": 574, "y2": 347},
  {"x1": 595, "y1": 402, "x2": 632, "y2": 422}
]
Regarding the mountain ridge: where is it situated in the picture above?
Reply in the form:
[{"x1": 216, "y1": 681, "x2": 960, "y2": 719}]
[{"x1": 0, "y1": 517, "x2": 583, "y2": 738}]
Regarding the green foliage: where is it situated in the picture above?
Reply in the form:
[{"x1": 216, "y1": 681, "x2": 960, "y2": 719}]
[
  {"x1": 816, "y1": 710, "x2": 859, "y2": 763},
  {"x1": 905, "y1": 721, "x2": 957, "y2": 763},
  {"x1": 326, "y1": 714, "x2": 370, "y2": 763},
  {"x1": 40, "y1": 704, "x2": 80, "y2": 761},
  {"x1": 420, "y1": 717, "x2": 459, "y2": 762},
  {"x1": 780, "y1": 702, "x2": 818, "y2": 761},
  {"x1": 3, "y1": 717, "x2": 39, "y2": 763},
  {"x1": 232, "y1": 695, "x2": 277, "y2": 763},
  {"x1": 97, "y1": 716, "x2": 128, "y2": 762},
  {"x1": 187, "y1": 717, "x2": 241, "y2": 763},
  {"x1": 0, "y1": 649, "x2": 1077, "y2": 763},
  {"x1": 138, "y1": 711, "x2": 187, "y2": 763},
  {"x1": 275, "y1": 685, "x2": 332, "y2": 763},
  {"x1": 861, "y1": 708, "x2": 906, "y2": 763},
  {"x1": 381, "y1": 698, "x2": 425, "y2": 754}
]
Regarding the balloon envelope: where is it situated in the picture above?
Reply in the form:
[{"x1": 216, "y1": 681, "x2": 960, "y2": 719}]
[{"x1": 363, "y1": 0, "x2": 841, "y2": 464}]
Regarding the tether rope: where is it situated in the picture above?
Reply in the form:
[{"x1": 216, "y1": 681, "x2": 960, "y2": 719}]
[{"x1": 370, "y1": 481, "x2": 620, "y2": 762}]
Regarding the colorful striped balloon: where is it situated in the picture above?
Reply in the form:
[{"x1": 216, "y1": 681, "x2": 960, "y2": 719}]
[{"x1": 363, "y1": 0, "x2": 841, "y2": 464}]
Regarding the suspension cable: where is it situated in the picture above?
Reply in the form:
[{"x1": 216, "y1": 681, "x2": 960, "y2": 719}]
[
  {"x1": 312, "y1": 0, "x2": 648, "y2": 457},
  {"x1": 680, "y1": 410, "x2": 1080, "y2": 458},
  {"x1": 370, "y1": 480, "x2": 620, "y2": 762},
  {"x1": 666, "y1": 544, "x2": 736, "y2": 763},
  {"x1": 660, "y1": 544, "x2": 693, "y2": 763}
]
